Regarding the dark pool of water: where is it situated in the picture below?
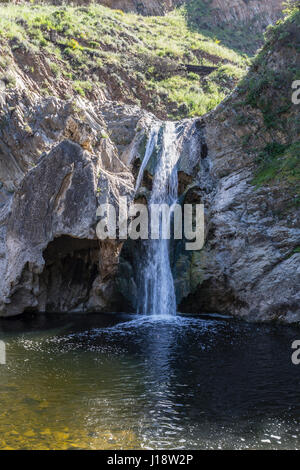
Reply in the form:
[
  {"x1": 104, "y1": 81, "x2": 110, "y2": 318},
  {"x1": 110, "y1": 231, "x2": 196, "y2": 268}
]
[{"x1": 0, "y1": 312, "x2": 300, "y2": 449}]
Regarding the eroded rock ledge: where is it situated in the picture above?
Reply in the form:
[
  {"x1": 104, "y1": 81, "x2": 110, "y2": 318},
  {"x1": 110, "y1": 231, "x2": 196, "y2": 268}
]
[
  {"x1": 0, "y1": 5, "x2": 299, "y2": 322},
  {"x1": 0, "y1": 87, "x2": 299, "y2": 321},
  {"x1": 0, "y1": 87, "x2": 157, "y2": 316}
]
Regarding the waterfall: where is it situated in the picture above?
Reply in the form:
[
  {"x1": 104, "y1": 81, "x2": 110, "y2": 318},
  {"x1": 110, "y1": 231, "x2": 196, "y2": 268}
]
[
  {"x1": 137, "y1": 122, "x2": 179, "y2": 317},
  {"x1": 135, "y1": 125, "x2": 159, "y2": 192}
]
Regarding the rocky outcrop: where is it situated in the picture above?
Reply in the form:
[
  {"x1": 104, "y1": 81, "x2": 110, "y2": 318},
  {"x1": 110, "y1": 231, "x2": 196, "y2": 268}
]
[
  {"x1": 0, "y1": 3, "x2": 298, "y2": 322},
  {"x1": 115, "y1": 6, "x2": 300, "y2": 323},
  {"x1": 177, "y1": 8, "x2": 300, "y2": 322},
  {"x1": 177, "y1": 119, "x2": 300, "y2": 322},
  {"x1": 203, "y1": 0, "x2": 285, "y2": 27},
  {"x1": 100, "y1": 0, "x2": 176, "y2": 15},
  {"x1": 0, "y1": 77, "x2": 157, "y2": 315},
  {"x1": 183, "y1": 0, "x2": 293, "y2": 53}
]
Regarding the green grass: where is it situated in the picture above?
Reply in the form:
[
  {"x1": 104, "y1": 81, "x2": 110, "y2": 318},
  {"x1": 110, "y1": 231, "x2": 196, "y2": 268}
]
[
  {"x1": 153, "y1": 75, "x2": 226, "y2": 117},
  {"x1": 0, "y1": 2, "x2": 248, "y2": 119},
  {"x1": 178, "y1": 0, "x2": 269, "y2": 55},
  {"x1": 72, "y1": 80, "x2": 93, "y2": 97},
  {"x1": 121, "y1": 9, "x2": 246, "y2": 66},
  {"x1": 241, "y1": 3, "x2": 300, "y2": 205},
  {"x1": 253, "y1": 142, "x2": 300, "y2": 189}
]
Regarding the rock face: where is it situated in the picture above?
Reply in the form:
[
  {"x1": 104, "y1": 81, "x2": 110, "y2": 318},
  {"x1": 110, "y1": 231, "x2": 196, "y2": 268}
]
[
  {"x1": 178, "y1": 114, "x2": 300, "y2": 322},
  {"x1": 3, "y1": 141, "x2": 99, "y2": 315},
  {"x1": 116, "y1": 7, "x2": 300, "y2": 323},
  {"x1": 0, "y1": 82, "x2": 156, "y2": 315},
  {"x1": 100, "y1": 0, "x2": 175, "y2": 15},
  {"x1": 28, "y1": 0, "x2": 285, "y2": 21},
  {"x1": 182, "y1": 0, "x2": 291, "y2": 53},
  {"x1": 0, "y1": 4, "x2": 299, "y2": 322},
  {"x1": 177, "y1": 8, "x2": 300, "y2": 322},
  {"x1": 204, "y1": 0, "x2": 285, "y2": 27}
]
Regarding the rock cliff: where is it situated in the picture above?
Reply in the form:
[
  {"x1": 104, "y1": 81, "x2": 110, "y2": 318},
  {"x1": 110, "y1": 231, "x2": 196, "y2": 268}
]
[
  {"x1": 0, "y1": 86, "x2": 161, "y2": 315},
  {"x1": 80, "y1": 0, "x2": 286, "y2": 22},
  {"x1": 183, "y1": 0, "x2": 290, "y2": 53},
  {"x1": 117, "y1": 4, "x2": 300, "y2": 323},
  {"x1": 0, "y1": 2, "x2": 299, "y2": 321},
  {"x1": 197, "y1": 0, "x2": 285, "y2": 25},
  {"x1": 177, "y1": 5, "x2": 300, "y2": 322}
]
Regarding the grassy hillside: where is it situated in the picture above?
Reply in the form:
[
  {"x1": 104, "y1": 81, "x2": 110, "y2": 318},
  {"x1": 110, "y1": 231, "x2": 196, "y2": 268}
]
[
  {"x1": 181, "y1": 0, "x2": 273, "y2": 54},
  {"x1": 235, "y1": 2, "x2": 300, "y2": 206},
  {"x1": 0, "y1": 2, "x2": 248, "y2": 119}
]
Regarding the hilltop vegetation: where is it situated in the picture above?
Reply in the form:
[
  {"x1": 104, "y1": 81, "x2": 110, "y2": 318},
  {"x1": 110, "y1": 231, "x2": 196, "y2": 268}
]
[
  {"x1": 0, "y1": 1, "x2": 297, "y2": 191},
  {"x1": 180, "y1": 0, "x2": 283, "y2": 55},
  {"x1": 0, "y1": 2, "x2": 248, "y2": 119},
  {"x1": 235, "y1": 2, "x2": 300, "y2": 205}
]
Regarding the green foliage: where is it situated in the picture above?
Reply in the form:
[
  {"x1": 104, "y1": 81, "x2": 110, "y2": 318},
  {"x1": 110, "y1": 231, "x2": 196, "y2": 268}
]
[
  {"x1": 0, "y1": 71, "x2": 16, "y2": 88},
  {"x1": 0, "y1": 2, "x2": 247, "y2": 119},
  {"x1": 237, "y1": 6, "x2": 299, "y2": 132},
  {"x1": 253, "y1": 142, "x2": 300, "y2": 205},
  {"x1": 72, "y1": 80, "x2": 93, "y2": 96},
  {"x1": 100, "y1": 130, "x2": 109, "y2": 139},
  {"x1": 242, "y1": 66, "x2": 294, "y2": 129},
  {"x1": 234, "y1": 5, "x2": 300, "y2": 206},
  {"x1": 46, "y1": 59, "x2": 61, "y2": 77},
  {"x1": 179, "y1": 0, "x2": 266, "y2": 54},
  {"x1": 155, "y1": 74, "x2": 226, "y2": 118}
]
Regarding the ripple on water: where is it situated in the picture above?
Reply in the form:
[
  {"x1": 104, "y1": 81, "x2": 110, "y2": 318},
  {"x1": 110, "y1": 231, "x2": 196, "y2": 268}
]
[{"x1": 1, "y1": 313, "x2": 300, "y2": 449}]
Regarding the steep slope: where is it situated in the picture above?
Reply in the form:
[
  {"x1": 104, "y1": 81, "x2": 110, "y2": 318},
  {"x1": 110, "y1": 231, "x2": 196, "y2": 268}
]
[
  {"x1": 177, "y1": 3, "x2": 300, "y2": 322},
  {"x1": 0, "y1": 2, "x2": 298, "y2": 322},
  {"x1": 183, "y1": 0, "x2": 288, "y2": 53},
  {"x1": 100, "y1": 0, "x2": 287, "y2": 53},
  {"x1": 0, "y1": 2, "x2": 247, "y2": 120},
  {"x1": 11, "y1": 0, "x2": 288, "y2": 54}
]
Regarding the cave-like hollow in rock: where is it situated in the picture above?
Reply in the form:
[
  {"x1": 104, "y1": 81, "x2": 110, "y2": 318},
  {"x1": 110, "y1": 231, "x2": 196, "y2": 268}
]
[{"x1": 37, "y1": 235, "x2": 100, "y2": 313}]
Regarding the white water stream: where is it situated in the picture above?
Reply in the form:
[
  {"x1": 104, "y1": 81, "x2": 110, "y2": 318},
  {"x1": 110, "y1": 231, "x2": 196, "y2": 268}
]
[{"x1": 137, "y1": 122, "x2": 179, "y2": 317}]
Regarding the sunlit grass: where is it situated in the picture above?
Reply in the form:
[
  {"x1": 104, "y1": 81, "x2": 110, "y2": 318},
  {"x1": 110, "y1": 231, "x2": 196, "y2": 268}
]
[
  {"x1": 154, "y1": 75, "x2": 226, "y2": 117},
  {"x1": 0, "y1": 2, "x2": 248, "y2": 118}
]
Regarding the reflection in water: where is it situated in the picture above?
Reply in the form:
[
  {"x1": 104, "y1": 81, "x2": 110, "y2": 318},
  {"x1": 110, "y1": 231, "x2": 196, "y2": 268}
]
[
  {"x1": 139, "y1": 319, "x2": 180, "y2": 448},
  {"x1": 0, "y1": 313, "x2": 300, "y2": 449}
]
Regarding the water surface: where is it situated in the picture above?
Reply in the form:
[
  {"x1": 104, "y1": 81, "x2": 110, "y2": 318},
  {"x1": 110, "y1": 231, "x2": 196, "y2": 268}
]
[{"x1": 0, "y1": 313, "x2": 300, "y2": 450}]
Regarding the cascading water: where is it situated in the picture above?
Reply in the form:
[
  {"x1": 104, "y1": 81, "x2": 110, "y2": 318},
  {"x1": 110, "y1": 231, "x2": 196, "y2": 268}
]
[
  {"x1": 135, "y1": 125, "x2": 159, "y2": 192},
  {"x1": 137, "y1": 122, "x2": 179, "y2": 317}
]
